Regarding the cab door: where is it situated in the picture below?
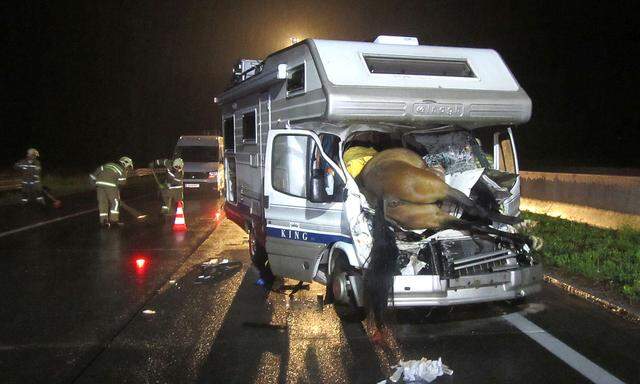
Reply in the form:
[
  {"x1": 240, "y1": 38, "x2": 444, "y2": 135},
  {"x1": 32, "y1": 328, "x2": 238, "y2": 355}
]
[{"x1": 263, "y1": 130, "x2": 347, "y2": 282}]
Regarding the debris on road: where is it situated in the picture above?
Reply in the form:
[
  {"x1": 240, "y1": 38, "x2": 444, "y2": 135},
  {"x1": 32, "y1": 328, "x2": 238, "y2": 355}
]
[
  {"x1": 201, "y1": 258, "x2": 242, "y2": 270},
  {"x1": 379, "y1": 357, "x2": 453, "y2": 383},
  {"x1": 195, "y1": 258, "x2": 242, "y2": 283},
  {"x1": 142, "y1": 309, "x2": 156, "y2": 315}
]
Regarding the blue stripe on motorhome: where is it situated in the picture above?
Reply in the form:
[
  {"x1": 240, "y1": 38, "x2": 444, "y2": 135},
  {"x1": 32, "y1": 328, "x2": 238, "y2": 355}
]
[{"x1": 266, "y1": 226, "x2": 352, "y2": 244}]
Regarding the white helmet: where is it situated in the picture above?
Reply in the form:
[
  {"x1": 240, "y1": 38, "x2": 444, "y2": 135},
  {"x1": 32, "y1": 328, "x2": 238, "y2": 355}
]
[
  {"x1": 172, "y1": 158, "x2": 184, "y2": 171},
  {"x1": 27, "y1": 148, "x2": 39, "y2": 158},
  {"x1": 119, "y1": 156, "x2": 133, "y2": 170}
]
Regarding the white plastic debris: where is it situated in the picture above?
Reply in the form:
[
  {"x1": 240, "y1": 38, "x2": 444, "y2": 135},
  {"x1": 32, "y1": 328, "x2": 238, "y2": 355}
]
[
  {"x1": 201, "y1": 258, "x2": 219, "y2": 267},
  {"x1": 384, "y1": 357, "x2": 453, "y2": 383},
  {"x1": 389, "y1": 366, "x2": 404, "y2": 382},
  {"x1": 400, "y1": 255, "x2": 427, "y2": 276},
  {"x1": 445, "y1": 168, "x2": 484, "y2": 197},
  {"x1": 142, "y1": 309, "x2": 156, "y2": 315}
]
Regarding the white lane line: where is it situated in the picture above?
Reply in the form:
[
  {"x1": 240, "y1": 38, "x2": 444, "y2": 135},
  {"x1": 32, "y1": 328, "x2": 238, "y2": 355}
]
[
  {"x1": 503, "y1": 313, "x2": 625, "y2": 384},
  {"x1": 0, "y1": 208, "x2": 97, "y2": 239}
]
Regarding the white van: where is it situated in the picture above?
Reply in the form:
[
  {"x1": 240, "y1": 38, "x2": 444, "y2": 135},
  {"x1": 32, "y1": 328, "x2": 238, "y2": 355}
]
[
  {"x1": 215, "y1": 37, "x2": 542, "y2": 321},
  {"x1": 173, "y1": 135, "x2": 224, "y2": 193}
]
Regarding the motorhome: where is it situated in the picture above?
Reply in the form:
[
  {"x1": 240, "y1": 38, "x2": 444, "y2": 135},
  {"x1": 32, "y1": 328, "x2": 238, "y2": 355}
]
[{"x1": 215, "y1": 36, "x2": 542, "y2": 320}]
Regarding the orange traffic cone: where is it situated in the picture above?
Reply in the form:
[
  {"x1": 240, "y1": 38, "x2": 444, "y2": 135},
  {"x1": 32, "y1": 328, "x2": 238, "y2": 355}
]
[{"x1": 173, "y1": 200, "x2": 187, "y2": 231}]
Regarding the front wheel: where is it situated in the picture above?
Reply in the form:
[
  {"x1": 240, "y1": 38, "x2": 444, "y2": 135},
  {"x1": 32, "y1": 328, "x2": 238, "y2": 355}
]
[
  {"x1": 249, "y1": 226, "x2": 274, "y2": 284},
  {"x1": 331, "y1": 256, "x2": 366, "y2": 322}
]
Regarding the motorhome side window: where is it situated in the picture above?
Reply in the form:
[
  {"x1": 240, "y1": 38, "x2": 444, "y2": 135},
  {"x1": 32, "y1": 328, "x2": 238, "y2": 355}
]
[
  {"x1": 223, "y1": 117, "x2": 234, "y2": 151},
  {"x1": 242, "y1": 111, "x2": 256, "y2": 142},
  {"x1": 271, "y1": 134, "x2": 343, "y2": 202},
  {"x1": 311, "y1": 136, "x2": 344, "y2": 202},
  {"x1": 272, "y1": 135, "x2": 309, "y2": 198},
  {"x1": 286, "y1": 65, "x2": 305, "y2": 96}
]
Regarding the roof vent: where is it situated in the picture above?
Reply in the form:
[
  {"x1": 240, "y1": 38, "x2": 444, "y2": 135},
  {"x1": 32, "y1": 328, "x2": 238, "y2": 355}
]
[{"x1": 373, "y1": 35, "x2": 419, "y2": 46}]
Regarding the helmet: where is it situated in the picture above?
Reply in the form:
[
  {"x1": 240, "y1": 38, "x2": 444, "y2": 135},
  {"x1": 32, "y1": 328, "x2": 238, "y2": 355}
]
[
  {"x1": 119, "y1": 156, "x2": 133, "y2": 170},
  {"x1": 27, "y1": 148, "x2": 39, "y2": 158},
  {"x1": 172, "y1": 158, "x2": 184, "y2": 171}
]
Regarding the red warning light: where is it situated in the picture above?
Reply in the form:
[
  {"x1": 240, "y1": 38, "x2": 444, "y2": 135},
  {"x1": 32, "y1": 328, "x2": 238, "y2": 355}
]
[{"x1": 135, "y1": 258, "x2": 146, "y2": 269}]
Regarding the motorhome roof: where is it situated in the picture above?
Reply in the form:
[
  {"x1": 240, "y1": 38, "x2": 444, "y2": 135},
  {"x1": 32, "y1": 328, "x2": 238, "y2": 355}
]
[
  {"x1": 217, "y1": 37, "x2": 532, "y2": 128},
  {"x1": 311, "y1": 39, "x2": 519, "y2": 92}
]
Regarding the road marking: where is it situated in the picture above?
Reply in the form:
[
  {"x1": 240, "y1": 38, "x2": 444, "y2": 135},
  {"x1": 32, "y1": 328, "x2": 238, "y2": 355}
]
[
  {"x1": 0, "y1": 208, "x2": 96, "y2": 239},
  {"x1": 503, "y1": 313, "x2": 625, "y2": 384}
]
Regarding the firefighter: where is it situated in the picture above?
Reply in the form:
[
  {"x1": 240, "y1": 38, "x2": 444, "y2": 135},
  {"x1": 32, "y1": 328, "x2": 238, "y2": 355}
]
[
  {"x1": 90, "y1": 156, "x2": 133, "y2": 227},
  {"x1": 150, "y1": 158, "x2": 184, "y2": 215},
  {"x1": 14, "y1": 148, "x2": 45, "y2": 205}
]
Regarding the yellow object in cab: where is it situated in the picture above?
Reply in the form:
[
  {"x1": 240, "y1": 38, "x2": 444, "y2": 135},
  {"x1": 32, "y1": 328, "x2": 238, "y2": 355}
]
[{"x1": 343, "y1": 146, "x2": 378, "y2": 178}]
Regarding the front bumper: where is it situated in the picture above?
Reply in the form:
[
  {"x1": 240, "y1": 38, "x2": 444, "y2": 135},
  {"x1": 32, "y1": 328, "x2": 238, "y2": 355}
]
[{"x1": 390, "y1": 264, "x2": 543, "y2": 307}]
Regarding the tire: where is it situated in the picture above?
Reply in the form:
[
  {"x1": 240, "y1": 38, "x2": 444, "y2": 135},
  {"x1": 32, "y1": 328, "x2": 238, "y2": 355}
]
[
  {"x1": 249, "y1": 226, "x2": 274, "y2": 283},
  {"x1": 331, "y1": 256, "x2": 367, "y2": 322},
  {"x1": 248, "y1": 226, "x2": 263, "y2": 262},
  {"x1": 507, "y1": 297, "x2": 527, "y2": 306}
]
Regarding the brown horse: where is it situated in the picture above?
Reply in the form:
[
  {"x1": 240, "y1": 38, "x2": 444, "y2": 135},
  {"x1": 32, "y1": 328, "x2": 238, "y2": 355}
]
[{"x1": 359, "y1": 148, "x2": 518, "y2": 229}]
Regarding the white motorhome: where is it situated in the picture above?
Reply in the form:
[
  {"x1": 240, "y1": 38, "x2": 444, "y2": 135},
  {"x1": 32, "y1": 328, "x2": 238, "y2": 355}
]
[{"x1": 215, "y1": 36, "x2": 542, "y2": 320}]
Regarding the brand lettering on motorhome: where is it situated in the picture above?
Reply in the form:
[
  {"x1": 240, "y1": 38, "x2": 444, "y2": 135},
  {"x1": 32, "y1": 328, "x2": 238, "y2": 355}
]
[
  {"x1": 280, "y1": 229, "x2": 309, "y2": 241},
  {"x1": 413, "y1": 102, "x2": 464, "y2": 117}
]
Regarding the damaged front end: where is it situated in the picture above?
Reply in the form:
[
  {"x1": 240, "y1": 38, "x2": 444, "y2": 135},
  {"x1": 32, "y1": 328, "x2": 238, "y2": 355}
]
[
  {"x1": 391, "y1": 229, "x2": 542, "y2": 307},
  {"x1": 342, "y1": 125, "x2": 543, "y2": 309}
]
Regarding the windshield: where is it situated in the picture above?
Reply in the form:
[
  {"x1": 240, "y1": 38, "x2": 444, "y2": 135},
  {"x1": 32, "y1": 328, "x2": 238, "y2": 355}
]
[
  {"x1": 174, "y1": 146, "x2": 220, "y2": 162},
  {"x1": 406, "y1": 129, "x2": 493, "y2": 174}
]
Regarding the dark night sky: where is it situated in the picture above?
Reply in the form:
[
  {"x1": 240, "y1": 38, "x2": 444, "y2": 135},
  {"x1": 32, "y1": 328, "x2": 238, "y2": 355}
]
[{"x1": 4, "y1": 0, "x2": 639, "y2": 172}]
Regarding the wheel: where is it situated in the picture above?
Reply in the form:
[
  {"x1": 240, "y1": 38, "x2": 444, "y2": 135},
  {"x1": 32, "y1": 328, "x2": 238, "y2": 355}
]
[
  {"x1": 507, "y1": 296, "x2": 527, "y2": 306},
  {"x1": 331, "y1": 256, "x2": 367, "y2": 322},
  {"x1": 248, "y1": 227, "x2": 262, "y2": 260},
  {"x1": 249, "y1": 226, "x2": 274, "y2": 284}
]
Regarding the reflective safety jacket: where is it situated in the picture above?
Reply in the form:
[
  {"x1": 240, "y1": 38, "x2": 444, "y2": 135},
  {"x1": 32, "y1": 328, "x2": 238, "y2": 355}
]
[
  {"x1": 151, "y1": 159, "x2": 183, "y2": 190},
  {"x1": 90, "y1": 162, "x2": 127, "y2": 188},
  {"x1": 14, "y1": 158, "x2": 42, "y2": 184}
]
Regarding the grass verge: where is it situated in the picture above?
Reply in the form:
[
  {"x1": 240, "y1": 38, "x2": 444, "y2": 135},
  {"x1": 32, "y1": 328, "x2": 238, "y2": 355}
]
[{"x1": 523, "y1": 211, "x2": 640, "y2": 301}]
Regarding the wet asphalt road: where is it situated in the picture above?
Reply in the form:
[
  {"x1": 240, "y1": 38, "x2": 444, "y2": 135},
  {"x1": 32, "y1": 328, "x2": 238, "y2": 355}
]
[
  {"x1": 0, "y1": 186, "x2": 223, "y2": 383},
  {"x1": 1, "y1": 189, "x2": 639, "y2": 383}
]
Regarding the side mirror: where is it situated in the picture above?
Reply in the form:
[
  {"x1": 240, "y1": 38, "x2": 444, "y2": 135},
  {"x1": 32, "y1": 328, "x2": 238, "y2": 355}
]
[{"x1": 308, "y1": 168, "x2": 327, "y2": 203}]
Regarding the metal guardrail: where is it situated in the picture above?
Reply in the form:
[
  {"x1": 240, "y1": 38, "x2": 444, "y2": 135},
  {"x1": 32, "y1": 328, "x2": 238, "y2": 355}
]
[
  {"x1": 520, "y1": 171, "x2": 640, "y2": 216},
  {"x1": 520, "y1": 171, "x2": 640, "y2": 229}
]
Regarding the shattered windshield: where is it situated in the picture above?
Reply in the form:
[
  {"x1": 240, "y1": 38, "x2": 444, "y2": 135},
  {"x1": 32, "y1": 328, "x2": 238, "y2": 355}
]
[{"x1": 410, "y1": 130, "x2": 493, "y2": 175}]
